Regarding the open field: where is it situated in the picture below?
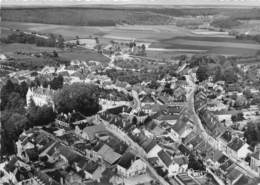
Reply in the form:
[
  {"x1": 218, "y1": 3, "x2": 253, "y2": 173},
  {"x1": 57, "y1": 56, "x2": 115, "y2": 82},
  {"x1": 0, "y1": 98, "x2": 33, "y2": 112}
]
[
  {"x1": 1, "y1": 21, "x2": 260, "y2": 57},
  {"x1": 58, "y1": 48, "x2": 109, "y2": 63},
  {"x1": 0, "y1": 43, "x2": 61, "y2": 54},
  {"x1": 0, "y1": 22, "x2": 193, "y2": 41},
  {"x1": 1, "y1": 8, "x2": 172, "y2": 26},
  {"x1": 150, "y1": 36, "x2": 260, "y2": 56}
]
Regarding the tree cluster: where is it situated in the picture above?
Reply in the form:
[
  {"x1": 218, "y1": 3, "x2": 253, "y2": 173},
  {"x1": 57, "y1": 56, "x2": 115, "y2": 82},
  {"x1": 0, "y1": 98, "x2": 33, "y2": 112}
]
[
  {"x1": 27, "y1": 100, "x2": 57, "y2": 126},
  {"x1": 244, "y1": 121, "x2": 260, "y2": 148},
  {"x1": 1, "y1": 79, "x2": 57, "y2": 156},
  {"x1": 54, "y1": 83, "x2": 100, "y2": 116},
  {"x1": 211, "y1": 18, "x2": 241, "y2": 29},
  {"x1": 31, "y1": 75, "x2": 64, "y2": 90},
  {"x1": 1, "y1": 31, "x2": 65, "y2": 48}
]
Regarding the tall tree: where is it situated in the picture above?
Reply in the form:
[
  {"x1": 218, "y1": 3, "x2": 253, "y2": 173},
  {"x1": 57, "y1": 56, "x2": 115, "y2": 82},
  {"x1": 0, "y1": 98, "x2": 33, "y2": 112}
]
[{"x1": 196, "y1": 65, "x2": 209, "y2": 82}]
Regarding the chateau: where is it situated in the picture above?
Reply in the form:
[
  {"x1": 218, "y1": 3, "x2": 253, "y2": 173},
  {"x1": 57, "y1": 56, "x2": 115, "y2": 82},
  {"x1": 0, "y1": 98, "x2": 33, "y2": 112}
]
[{"x1": 26, "y1": 86, "x2": 56, "y2": 109}]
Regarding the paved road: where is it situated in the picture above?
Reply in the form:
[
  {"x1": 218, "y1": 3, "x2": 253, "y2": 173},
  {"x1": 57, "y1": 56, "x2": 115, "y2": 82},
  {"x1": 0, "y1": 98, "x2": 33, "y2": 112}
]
[{"x1": 130, "y1": 90, "x2": 141, "y2": 114}]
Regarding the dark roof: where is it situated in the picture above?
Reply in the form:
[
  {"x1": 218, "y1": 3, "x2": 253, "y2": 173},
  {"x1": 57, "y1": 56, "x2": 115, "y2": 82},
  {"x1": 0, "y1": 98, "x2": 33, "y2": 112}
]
[
  {"x1": 143, "y1": 140, "x2": 157, "y2": 153},
  {"x1": 158, "y1": 150, "x2": 172, "y2": 167},
  {"x1": 25, "y1": 148, "x2": 39, "y2": 161},
  {"x1": 76, "y1": 157, "x2": 99, "y2": 174},
  {"x1": 220, "y1": 159, "x2": 234, "y2": 172},
  {"x1": 118, "y1": 152, "x2": 137, "y2": 169},
  {"x1": 220, "y1": 131, "x2": 232, "y2": 143},
  {"x1": 227, "y1": 138, "x2": 244, "y2": 152},
  {"x1": 217, "y1": 155, "x2": 229, "y2": 164},
  {"x1": 178, "y1": 144, "x2": 191, "y2": 156},
  {"x1": 4, "y1": 157, "x2": 18, "y2": 172}
]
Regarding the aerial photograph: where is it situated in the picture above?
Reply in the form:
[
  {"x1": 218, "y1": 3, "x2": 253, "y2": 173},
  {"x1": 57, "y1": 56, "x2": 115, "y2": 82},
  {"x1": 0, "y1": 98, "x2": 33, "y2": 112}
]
[{"x1": 1, "y1": 0, "x2": 260, "y2": 184}]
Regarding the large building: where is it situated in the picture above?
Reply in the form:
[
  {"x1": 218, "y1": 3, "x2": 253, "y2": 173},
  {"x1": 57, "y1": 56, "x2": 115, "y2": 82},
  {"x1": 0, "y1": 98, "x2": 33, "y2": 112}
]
[{"x1": 26, "y1": 86, "x2": 56, "y2": 109}]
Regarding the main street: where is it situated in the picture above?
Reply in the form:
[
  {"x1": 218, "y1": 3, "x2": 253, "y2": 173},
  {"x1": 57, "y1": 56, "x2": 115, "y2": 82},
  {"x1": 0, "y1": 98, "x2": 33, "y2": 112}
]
[{"x1": 185, "y1": 72, "x2": 259, "y2": 178}]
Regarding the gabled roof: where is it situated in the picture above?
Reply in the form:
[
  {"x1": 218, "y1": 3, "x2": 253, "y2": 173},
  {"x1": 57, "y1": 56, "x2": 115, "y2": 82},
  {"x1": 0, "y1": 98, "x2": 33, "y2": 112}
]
[
  {"x1": 97, "y1": 144, "x2": 121, "y2": 165},
  {"x1": 82, "y1": 124, "x2": 106, "y2": 140},
  {"x1": 158, "y1": 150, "x2": 172, "y2": 167},
  {"x1": 141, "y1": 94, "x2": 156, "y2": 103},
  {"x1": 76, "y1": 157, "x2": 99, "y2": 174},
  {"x1": 143, "y1": 140, "x2": 157, "y2": 153},
  {"x1": 227, "y1": 138, "x2": 244, "y2": 152},
  {"x1": 219, "y1": 130, "x2": 232, "y2": 143}
]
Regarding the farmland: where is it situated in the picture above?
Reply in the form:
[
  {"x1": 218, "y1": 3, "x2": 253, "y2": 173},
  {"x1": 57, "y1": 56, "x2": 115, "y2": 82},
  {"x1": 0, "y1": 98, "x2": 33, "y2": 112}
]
[
  {"x1": 1, "y1": 6, "x2": 260, "y2": 57},
  {"x1": 150, "y1": 36, "x2": 260, "y2": 56},
  {"x1": 1, "y1": 7, "x2": 172, "y2": 26}
]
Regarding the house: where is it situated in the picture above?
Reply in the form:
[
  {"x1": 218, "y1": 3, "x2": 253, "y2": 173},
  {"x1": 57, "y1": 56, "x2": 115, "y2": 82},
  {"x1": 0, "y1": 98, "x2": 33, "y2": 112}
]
[
  {"x1": 172, "y1": 156, "x2": 188, "y2": 173},
  {"x1": 154, "y1": 105, "x2": 183, "y2": 125},
  {"x1": 250, "y1": 144, "x2": 260, "y2": 176},
  {"x1": 96, "y1": 144, "x2": 121, "y2": 165},
  {"x1": 225, "y1": 166, "x2": 244, "y2": 185},
  {"x1": 117, "y1": 152, "x2": 146, "y2": 178},
  {"x1": 145, "y1": 141, "x2": 163, "y2": 158},
  {"x1": 74, "y1": 156, "x2": 105, "y2": 182},
  {"x1": 40, "y1": 142, "x2": 105, "y2": 182},
  {"x1": 172, "y1": 86, "x2": 186, "y2": 102},
  {"x1": 140, "y1": 94, "x2": 157, "y2": 112},
  {"x1": 217, "y1": 130, "x2": 232, "y2": 153},
  {"x1": 81, "y1": 124, "x2": 107, "y2": 140},
  {"x1": 227, "y1": 137, "x2": 252, "y2": 159},
  {"x1": 157, "y1": 150, "x2": 179, "y2": 176},
  {"x1": 170, "y1": 116, "x2": 193, "y2": 142}
]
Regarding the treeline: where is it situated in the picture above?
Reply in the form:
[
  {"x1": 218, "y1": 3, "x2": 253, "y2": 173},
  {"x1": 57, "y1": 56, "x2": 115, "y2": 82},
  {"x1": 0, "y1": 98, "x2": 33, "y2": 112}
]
[
  {"x1": 235, "y1": 34, "x2": 260, "y2": 44},
  {"x1": 210, "y1": 18, "x2": 241, "y2": 29},
  {"x1": 1, "y1": 31, "x2": 65, "y2": 48},
  {"x1": 31, "y1": 75, "x2": 64, "y2": 90}
]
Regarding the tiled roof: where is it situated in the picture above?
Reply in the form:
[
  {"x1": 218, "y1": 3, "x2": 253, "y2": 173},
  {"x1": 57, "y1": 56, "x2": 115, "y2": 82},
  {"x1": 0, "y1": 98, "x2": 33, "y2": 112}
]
[
  {"x1": 76, "y1": 157, "x2": 99, "y2": 174},
  {"x1": 82, "y1": 124, "x2": 107, "y2": 140},
  {"x1": 97, "y1": 144, "x2": 121, "y2": 165},
  {"x1": 143, "y1": 140, "x2": 157, "y2": 153},
  {"x1": 158, "y1": 150, "x2": 172, "y2": 167},
  {"x1": 227, "y1": 138, "x2": 244, "y2": 152},
  {"x1": 220, "y1": 130, "x2": 232, "y2": 143},
  {"x1": 226, "y1": 166, "x2": 243, "y2": 183}
]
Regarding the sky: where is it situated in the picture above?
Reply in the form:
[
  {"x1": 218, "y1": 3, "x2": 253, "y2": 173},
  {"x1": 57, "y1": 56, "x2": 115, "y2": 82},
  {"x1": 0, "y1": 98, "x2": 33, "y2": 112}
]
[{"x1": 1, "y1": 0, "x2": 260, "y2": 6}]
